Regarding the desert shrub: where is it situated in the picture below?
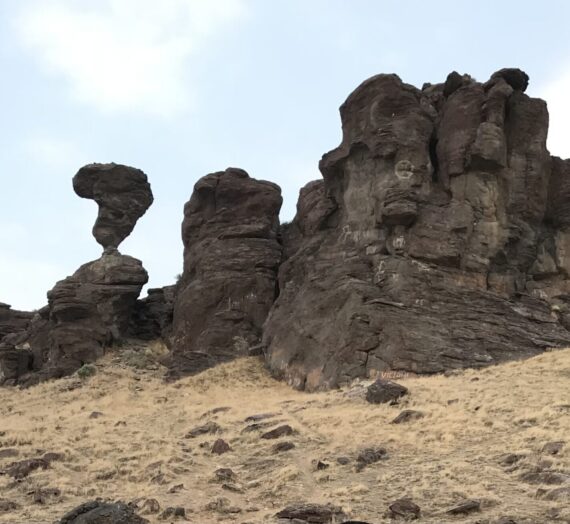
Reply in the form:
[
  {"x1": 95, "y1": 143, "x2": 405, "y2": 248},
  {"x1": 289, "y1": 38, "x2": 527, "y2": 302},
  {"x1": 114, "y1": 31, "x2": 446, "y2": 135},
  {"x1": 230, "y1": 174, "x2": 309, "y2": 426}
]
[{"x1": 77, "y1": 364, "x2": 97, "y2": 379}]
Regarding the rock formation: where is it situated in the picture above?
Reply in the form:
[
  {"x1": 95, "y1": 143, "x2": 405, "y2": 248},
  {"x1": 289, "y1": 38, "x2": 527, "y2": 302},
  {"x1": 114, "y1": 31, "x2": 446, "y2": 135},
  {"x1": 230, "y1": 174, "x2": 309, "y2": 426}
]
[
  {"x1": 167, "y1": 168, "x2": 282, "y2": 378},
  {"x1": 0, "y1": 303, "x2": 32, "y2": 342},
  {"x1": 3, "y1": 68, "x2": 570, "y2": 392},
  {"x1": 0, "y1": 163, "x2": 152, "y2": 385},
  {"x1": 263, "y1": 68, "x2": 570, "y2": 390},
  {"x1": 73, "y1": 163, "x2": 153, "y2": 252},
  {"x1": 129, "y1": 285, "x2": 175, "y2": 340}
]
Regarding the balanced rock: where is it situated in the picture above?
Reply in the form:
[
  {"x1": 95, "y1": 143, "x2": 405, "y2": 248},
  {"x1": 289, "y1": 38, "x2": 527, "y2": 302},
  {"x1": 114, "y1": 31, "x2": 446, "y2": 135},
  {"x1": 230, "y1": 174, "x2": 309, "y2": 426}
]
[
  {"x1": 263, "y1": 68, "x2": 570, "y2": 390},
  {"x1": 73, "y1": 163, "x2": 153, "y2": 252},
  {"x1": 168, "y1": 167, "x2": 282, "y2": 378},
  {"x1": 1, "y1": 164, "x2": 152, "y2": 384}
]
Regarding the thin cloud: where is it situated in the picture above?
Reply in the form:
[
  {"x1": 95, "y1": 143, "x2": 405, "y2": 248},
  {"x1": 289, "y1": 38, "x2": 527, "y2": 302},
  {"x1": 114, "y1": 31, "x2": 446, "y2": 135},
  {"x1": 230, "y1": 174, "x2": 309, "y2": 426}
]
[{"x1": 15, "y1": 0, "x2": 247, "y2": 118}]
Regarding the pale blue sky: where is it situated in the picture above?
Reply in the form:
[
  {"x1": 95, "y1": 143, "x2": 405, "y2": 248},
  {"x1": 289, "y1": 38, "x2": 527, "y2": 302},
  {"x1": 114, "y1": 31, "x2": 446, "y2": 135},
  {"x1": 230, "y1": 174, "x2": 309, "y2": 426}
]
[{"x1": 2, "y1": 0, "x2": 570, "y2": 310}]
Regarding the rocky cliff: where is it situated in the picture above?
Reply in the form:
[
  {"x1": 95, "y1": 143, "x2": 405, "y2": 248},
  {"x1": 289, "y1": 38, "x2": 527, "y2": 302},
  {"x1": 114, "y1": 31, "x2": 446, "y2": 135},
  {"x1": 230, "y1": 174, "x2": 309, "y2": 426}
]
[
  {"x1": 263, "y1": 68, "x2": 570, "y2": 390},
  {"x1": 3, "y1": 68, "x2": 570, "y2": 390}
]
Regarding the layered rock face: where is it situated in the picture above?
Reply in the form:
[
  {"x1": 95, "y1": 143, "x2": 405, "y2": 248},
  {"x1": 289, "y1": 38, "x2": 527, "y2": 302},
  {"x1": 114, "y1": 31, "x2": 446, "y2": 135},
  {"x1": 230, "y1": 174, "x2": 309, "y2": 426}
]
[
  {"x1": 263, "y1": 68, "x2": 570, "y2": 390},
  {"x1": 168, "y1": 168, "x2": 282, "y2": 378},
  {"x1": 0, "y1": 164, "x2": 152, "y2": 385},
  {"x1": 129, "y1": 285, "x2": 175, "y2": 340},
  {"x1": 73, "y1": 163, "x2": 153, "y2": 252},
  {"x1": 0, "y1": 303, "x2": 33, "y2": 342},
  {"x1": 41, "y1": 253, "x2": 148, "y2": 379}
]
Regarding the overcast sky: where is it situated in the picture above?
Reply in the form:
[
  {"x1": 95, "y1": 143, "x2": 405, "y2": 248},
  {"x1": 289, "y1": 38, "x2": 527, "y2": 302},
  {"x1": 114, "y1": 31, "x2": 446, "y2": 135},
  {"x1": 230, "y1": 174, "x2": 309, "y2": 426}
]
[{"x1": 2, "y1": 0, "x2": 570, "y2": 310}]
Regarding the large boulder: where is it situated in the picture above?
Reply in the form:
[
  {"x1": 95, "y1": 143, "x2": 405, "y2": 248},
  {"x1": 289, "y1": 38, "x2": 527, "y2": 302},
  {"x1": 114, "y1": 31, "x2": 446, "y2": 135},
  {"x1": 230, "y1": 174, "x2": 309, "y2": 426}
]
[
  {"x1": 58, "y1": 501, "x2": 148, "y2": 524},
  {"x1": 42, "y1": 253, "x2": 148, "y2": 378},
  {"x1": 167, "y1": 168, "x2": 282, "y2": 378},
  {"x1": 73, "y1": 163, "x2": 153, "y2": 252},
  {"x1": 263, "y1": 69, "x2": 570, "y2": 390}
]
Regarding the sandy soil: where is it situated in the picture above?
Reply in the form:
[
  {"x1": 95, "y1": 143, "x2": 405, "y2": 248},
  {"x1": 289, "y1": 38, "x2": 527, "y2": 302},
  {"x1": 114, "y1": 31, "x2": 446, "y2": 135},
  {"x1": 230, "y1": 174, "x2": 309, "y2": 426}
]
[{"x1": 0, "y1": 343, "x2": 569, "y2": 523}]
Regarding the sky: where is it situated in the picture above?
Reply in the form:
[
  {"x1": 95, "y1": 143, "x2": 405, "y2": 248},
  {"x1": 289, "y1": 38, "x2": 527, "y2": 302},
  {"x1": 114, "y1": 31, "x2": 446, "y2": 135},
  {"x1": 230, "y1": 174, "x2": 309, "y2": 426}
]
[{"x1": 2, "y1": 0, "x2": 570, "y2": 311}]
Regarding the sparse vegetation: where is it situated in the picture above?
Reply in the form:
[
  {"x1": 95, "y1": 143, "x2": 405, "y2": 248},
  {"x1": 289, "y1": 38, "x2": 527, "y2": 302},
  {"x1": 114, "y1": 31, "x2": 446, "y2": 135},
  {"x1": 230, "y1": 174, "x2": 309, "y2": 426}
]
[
  {"x1": 0, "y1": 348, "x2": 569, "y2": 523},
  {"x1": 76, "y1": 364, "x2": 97, "y2": 379}
]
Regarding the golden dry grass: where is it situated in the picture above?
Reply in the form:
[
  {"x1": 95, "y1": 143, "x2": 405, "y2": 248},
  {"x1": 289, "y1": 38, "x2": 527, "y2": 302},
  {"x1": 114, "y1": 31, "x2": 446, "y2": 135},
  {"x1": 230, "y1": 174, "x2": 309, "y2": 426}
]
[{"x1": 0, "y1": 344, "x2": 569, "y2": 523}]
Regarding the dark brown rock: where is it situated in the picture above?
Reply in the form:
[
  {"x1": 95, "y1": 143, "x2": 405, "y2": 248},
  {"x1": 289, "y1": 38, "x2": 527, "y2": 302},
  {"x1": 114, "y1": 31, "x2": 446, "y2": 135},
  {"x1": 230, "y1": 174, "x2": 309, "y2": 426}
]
[
  {"x1": 3, "y1": 458, "x2": 49, "y2": 479},
  {"x1": 275, "y1": 503, "x2": 346, "y2": 523},
  {"x1": 59, "y1": 501, "x2": 148, "y2": 523},
  {"x1": 213, "y1": 468, "x2": 237, "y2": 483},
  {"x1": 391, "y1": 409, "x2": 424, "y2": 424},
  {"x1": 244, "y1": 412, "x2": 278, "y2": 423},
  {"x1": 158, "y1": 507, "x2": 186, "y2": 520},
  {"x1": 0, "y1": 303, "x2": 33, "y2": 343},
  {"x1": 490, "y1": 68, "x2": 529, "y2": 92},
  {"x1": 129, "y1": 286, "x2": 175, "y2": 340},
  {"x1": 35, "y1": 253, "x2": 148, "y2": 381},
  {"x1": 388, "y1": 498, "x2": 421, "y2": 519},
  {"x1": 445, "y1": 499, "x2": 481, "y2": 515},
  {"x1": 272, "y1": 441, "x2": 296, "y2": 453},
  {"x1": 0, "y1": 448, "x2": 19, "y2": 459},
  {"x1": 0, "y1": 499, "x2": 19, "y2": 512},
  {"x1": 520, "y1": 470, "x2": 570, "y2": 484},
  {"x1": 140, "y1": 499, "x2": 160, "y2": 515},
  {"x1": 30, "y1": 487, "x2": 61, "y2": 504},
  {"x1": 73, "y1": 163, "x2": 153, "y2": 252},
  {"x1": 356, "y1": 446, "x2": 387, "y2": 471},
  {"x1": 261, "y1": 424, "x2": 294, "y2": 439},
  {"x1": 211, "y1": 439, "x2": 232, "y2": 454},
  {"x1": 185, "y1": 421, "x2": 221, "y2": 438},
  {"x1": 263, "y1": 69, "x2": 570, "y2": 391},
  {"x1": 540, "y1": 486, "x2": 570, "y2": 501},
  {"x1": 168, "y1": 168, "x2": 282, "y2": 378},
  {"x1": 366, "y1": 379, "x2": 408, "y2": 404},
  {"x1": 541, "y1": 441, "x2": 564, "y2": 455}
]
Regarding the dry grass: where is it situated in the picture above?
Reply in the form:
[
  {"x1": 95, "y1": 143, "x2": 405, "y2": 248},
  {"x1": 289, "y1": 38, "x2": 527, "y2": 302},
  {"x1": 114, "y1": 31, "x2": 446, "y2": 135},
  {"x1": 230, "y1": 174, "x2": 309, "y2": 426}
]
[{"x1": 0, "y1": 344, "x2": 569, "y2": 523}]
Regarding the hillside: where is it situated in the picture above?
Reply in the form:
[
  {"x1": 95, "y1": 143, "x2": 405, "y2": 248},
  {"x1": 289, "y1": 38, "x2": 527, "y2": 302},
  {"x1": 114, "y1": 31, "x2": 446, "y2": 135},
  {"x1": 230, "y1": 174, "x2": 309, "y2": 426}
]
[{"x1": 0, "y1": 344, "x2": 569, "y2": 523}]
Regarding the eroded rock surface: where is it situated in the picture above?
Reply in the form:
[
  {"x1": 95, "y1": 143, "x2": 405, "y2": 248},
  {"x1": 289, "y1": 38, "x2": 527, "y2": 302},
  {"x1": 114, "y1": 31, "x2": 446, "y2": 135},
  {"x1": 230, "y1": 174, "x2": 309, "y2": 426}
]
[
  {"x1": 263, "y1": 68, "x2": 570, "y2": 390},
  {"x1": 73, "y1": 163, "x2": 153, "y2": 252},
  {"x1": 0, "y1": 164, "x2": 152, "y2": 385},
  {"x1": 167, "y1": 168, "x2": 282, "y2": 378}
]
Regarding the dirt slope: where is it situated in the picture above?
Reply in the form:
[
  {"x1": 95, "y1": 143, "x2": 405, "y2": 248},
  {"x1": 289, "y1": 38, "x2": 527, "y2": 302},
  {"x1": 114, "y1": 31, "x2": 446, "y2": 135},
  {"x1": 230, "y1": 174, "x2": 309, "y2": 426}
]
[{"x1": 0, "y1": 344, "x2": 569, "y2": 523}]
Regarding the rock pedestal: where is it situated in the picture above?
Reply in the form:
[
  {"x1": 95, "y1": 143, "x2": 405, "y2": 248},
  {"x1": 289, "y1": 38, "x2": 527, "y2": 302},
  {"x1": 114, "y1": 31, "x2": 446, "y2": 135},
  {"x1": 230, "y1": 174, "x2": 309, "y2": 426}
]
[
  {"x1": 0, "y1": 163, "x2": 153, "y2": 385},
  {"x1": 167, "y1": 168, "x2": 282, "y2": 378}
]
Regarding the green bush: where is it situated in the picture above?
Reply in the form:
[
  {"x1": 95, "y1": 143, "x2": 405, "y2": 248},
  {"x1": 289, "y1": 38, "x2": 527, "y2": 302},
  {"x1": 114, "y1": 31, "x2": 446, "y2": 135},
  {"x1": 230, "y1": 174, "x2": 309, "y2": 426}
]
[{"x1": 77, "y1": 364, "x2": 97, "y2": 379}]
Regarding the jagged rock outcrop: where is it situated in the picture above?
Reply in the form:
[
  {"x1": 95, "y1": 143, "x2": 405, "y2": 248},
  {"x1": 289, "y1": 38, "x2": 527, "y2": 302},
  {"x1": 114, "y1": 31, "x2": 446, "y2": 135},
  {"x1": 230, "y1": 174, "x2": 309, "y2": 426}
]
[
  {"x1": 263, "y1": 68, "x2": 570, "y2": 390},
  {"x1": 0, "y1": 303, "x2": 33, "y2": 342},
  {"x1": 129, "y1": 285, "x2": 175, "y2": 340},
  {"x1": 0, "y1": 164, "x2": 152, "y2": 385},
  {"x1": 39, "y1": 253, "x2": 148, "y2": 379},
  {"x1": 73, "y1": 163, "x2": 153, "y2": 252},
  {"x1": 167, "y1": 168, "x2": 282, "y2": 378}
]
